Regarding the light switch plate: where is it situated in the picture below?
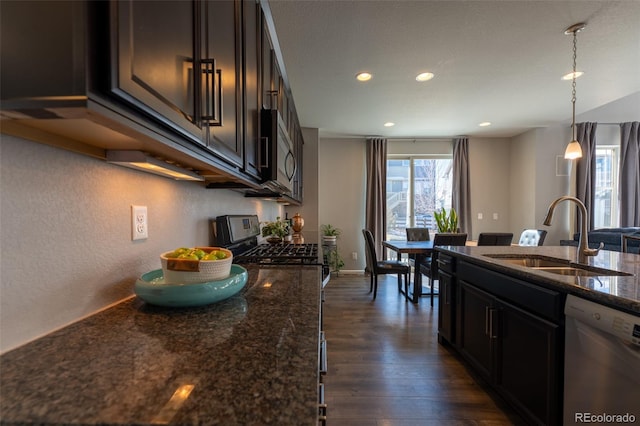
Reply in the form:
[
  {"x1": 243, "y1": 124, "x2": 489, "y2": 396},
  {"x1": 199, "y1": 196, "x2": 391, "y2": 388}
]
[{"x1": 132, "y1": 205, "x2": 148, "y2": 240}]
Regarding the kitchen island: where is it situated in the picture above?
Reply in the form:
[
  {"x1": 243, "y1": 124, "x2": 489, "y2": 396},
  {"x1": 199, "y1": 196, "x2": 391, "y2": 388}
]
[
  {"x1": 437, "y1": 245, "x2": 639, "y2": 314},
  {"x1": 0, "y1": 265, "x2": 322, "y2": 425},
  {"x1": 434, "y1": 245, "x2": 639, "y2": 426}
]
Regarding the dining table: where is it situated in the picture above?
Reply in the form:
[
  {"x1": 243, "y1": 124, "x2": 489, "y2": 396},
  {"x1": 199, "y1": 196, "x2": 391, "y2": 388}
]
[{"x1": 382, "y1": 240, "x2": 435, "y2": 303}]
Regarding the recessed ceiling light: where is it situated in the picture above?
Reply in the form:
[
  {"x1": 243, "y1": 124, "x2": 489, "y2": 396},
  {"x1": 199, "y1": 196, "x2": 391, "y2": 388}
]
[
  {"x1": 479, "y1": 122, "x2": 492, "y2": 127},
  {"x1": 356, "y1": 72, "x2": 372, "y2": 82},
  {"x1": 562, "y1": 71, "x2": 583, "y2": 80},
  {"x1": 384, "y1": 122, "x2": 395, "y2": 127},
  {"x1": 416, "y1": 72, "x2": 435, "y2": 82}
]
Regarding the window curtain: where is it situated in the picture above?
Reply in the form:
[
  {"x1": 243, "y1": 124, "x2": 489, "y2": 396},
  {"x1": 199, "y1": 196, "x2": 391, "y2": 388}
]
[
  {"x1": 365, "y1": 137, "x2": 387, "y2": 258},
  {"x1": 619, "y1": 122, "x2": 640, "y2": 226},
  {"x1": 575, "y1": 122, "x2": 597, "y2": 231},
  {"x1": 452, "y1": 137, "x2": 471, "y2": 236}
]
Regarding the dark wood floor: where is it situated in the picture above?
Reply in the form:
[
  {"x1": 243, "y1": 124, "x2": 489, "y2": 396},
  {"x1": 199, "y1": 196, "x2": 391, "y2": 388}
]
[{"x1": 322, "y1": 273, "x2": 526, "y2": 425}]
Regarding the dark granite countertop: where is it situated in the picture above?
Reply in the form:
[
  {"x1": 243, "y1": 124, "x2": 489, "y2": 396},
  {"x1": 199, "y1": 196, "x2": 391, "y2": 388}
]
[
  {"x1": 0, "y1": 265, "x2": 321, "y2": 425},
  {"x1": 438, "y1": 246, "x2": 640, "y2": 314}
]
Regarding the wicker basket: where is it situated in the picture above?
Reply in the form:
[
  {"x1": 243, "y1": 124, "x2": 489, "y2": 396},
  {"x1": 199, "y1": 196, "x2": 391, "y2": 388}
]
[{"x1": 160, "y1": 247, "x2": 233, "y2": 284}]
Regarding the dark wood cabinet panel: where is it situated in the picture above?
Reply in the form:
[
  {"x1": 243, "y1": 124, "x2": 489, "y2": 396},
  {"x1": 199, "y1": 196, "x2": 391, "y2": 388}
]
[
  {"x1": 202, "y1": 0, "x2": 242, "y2": 167},
  {"x1": 496, "y1": 300, "x2": 560, "y2": 425},
  {"x1": 242, "y1": 0, "x2": 261, "y2": 179},
  {"x1": 112, "y1": 1, "x2": 203, "y2": 143},
  {"x1": 1, "y1": 0, "x2": 303, "y2": 194},
  {"x1": 112, "y1": 0, "x2": 245, "y2": 167},
  {"x1": 458, "y1": 281, "x2": 494, "y2": 380},
  {"x1": 450, "y1": 261, "x2": 563, "y2": 426},
  {"x1": 437, "y1": 270, "x2": 455, "y2": 344},
  {"x1": 260, "y1": 17, "x2": 274, "y2": 110}
]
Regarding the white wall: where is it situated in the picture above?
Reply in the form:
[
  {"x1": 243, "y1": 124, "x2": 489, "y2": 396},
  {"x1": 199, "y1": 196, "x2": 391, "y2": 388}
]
[
  {"x1": 468, "y1": 138, "x2": 511, "y2": 240},
  {"x1": 318, "y1": 138, "x2": 366, "y2": 271},
  {"x1": 0, "y1": 135, "x2": 283, "y2": 353}
]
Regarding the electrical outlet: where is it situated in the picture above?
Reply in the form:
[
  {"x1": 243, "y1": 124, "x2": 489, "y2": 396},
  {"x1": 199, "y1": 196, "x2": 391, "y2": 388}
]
[
  {"x1": 132, "y1": 205, "x2": 148, "y2": 240},
  {"x1": 493, "y1": 213, "x2": 499, "y2": 220},
  {"x1": 351, "y1": 252, "x2": 358, "y2": 260},
  {"x1": 478, "y1": 213, "x2": 483, "y2": 220}
]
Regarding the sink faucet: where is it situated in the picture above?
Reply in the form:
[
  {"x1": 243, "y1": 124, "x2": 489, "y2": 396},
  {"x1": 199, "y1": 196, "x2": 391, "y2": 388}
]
[{"x1": 543, "y1": 196, "x2": 603, "y2": 264}]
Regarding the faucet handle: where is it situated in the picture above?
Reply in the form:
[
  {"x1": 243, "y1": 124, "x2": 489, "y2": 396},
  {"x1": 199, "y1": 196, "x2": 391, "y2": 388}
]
[{"x1": 584, "y1": 241, "x2": 604, "y2": 257}]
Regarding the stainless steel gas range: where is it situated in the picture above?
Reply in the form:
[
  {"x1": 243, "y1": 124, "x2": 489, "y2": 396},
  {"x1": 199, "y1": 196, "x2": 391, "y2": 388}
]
[{"x1": 212, "y1": 215, "x2": 330, "y2": 285}]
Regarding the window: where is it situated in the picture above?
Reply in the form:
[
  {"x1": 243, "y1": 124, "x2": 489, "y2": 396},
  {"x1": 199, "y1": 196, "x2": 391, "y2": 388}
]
[
  {"x1": 386, "y1": 156, "x2": 453, "y2": 240},
  {"x1": 593, "y1": 124, "x2": 621, "y2": 229},
  {"x1": 594, "y1": 145, "x2": 619, "y2": 229}
]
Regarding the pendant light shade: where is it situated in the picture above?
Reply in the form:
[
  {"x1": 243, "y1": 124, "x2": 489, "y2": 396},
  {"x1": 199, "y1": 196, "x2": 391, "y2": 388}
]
[
  {"x1": 563, "y1": 23, "x2": 586, "y2": 160},
  {"x1": 564, "y1": 140, "x2": 583, "y2": 159}
]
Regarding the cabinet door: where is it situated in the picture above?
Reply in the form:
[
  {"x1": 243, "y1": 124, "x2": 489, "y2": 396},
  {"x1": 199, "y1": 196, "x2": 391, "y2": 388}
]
[
  {"x1": 496, "y1": 300, "x2": 561, "y2": 425},
  {"x1": 260, "y1": 15, "x2": 274, "y2": 110},
  {"x1": 458, "y1": 281, "x2": 494, "y2": 380},
  {"x1": 203, "y1": 0, "x2": 242, "y2": 167},
  {"x1": 242, "y1": 0, "x2": 261, "y2": 179},
  {"x1": 112, "y1": 0, "x2": 204, "y2": 143},
  {"x1": 438, "y1": 270, "x2": 455, "y2": 344}
]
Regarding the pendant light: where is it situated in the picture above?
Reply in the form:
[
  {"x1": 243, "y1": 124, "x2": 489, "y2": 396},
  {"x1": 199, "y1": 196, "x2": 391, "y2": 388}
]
[{"x1": 563, "y1": 23, "x2": 586, "y2": 160}]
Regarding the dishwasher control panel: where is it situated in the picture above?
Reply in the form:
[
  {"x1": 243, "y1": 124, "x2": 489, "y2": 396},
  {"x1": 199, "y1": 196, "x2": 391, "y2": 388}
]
[{"x1": 565, "y1": 295, "x2": 640, "y2": 345}]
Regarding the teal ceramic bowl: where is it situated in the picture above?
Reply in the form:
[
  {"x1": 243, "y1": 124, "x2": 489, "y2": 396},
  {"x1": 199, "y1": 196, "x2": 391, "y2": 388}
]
[{"x1": 134, "y1": 265, "x2": 248, "y2": 307}]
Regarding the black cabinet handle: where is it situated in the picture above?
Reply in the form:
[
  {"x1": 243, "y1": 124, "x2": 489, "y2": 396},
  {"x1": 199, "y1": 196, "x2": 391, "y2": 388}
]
[
  {"x1": 485, "y1": 306, "x2": 490, "y2": 336},
  {"x1": 489, "y1": 308, "x2": 499, "y2": 339},
  {"x1": 285, "y1": 149, "x2": 296, "y2": 180},
  {"x1": 201, "y1": 58, "x2": 222, "y2": 126}
]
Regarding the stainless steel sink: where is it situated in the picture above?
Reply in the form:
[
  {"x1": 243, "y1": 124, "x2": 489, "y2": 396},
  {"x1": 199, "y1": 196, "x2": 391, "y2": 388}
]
[
  {"x1": 484, "y1": 254, "x2": 632, "y2": 277},
  {"x1": 489, "y1": 257, "x2": 570, "y2": 268}
]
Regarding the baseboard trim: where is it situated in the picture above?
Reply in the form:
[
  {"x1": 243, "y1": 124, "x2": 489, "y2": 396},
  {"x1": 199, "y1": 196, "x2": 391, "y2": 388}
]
[{"x1": 333, "y1": 269, "x2": 365, "y2": 275}]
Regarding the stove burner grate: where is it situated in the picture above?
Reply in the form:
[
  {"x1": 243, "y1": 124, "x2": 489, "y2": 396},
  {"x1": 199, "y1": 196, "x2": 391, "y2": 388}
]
[{"x1": 235, "y1": 243, "x2": 319, "y2": 264}]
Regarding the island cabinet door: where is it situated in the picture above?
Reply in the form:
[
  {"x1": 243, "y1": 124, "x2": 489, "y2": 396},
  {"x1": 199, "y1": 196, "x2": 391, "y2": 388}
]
[
  {"x1": 458, "y1": 281, "x2": 495, "y2": 380},
  {"x1": 111, "y1": 0, "x2": 205, "y2": 144},
  {"x1": 437, "y1": 270, "x2": 456, "y2": 344},
  {"x1": 495, "y1": 300, "x2": 561, "y2": 426}
]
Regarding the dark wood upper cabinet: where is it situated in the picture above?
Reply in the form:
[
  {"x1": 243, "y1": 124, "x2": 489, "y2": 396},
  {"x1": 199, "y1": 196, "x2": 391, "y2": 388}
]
[
  {"x1": 202, "y1": 0, "x2": 242, "y2": 167},
  {"x1": 1, "y1": 0, "x2": 303, "y2": 198},
  {"x1": 260, "y1": 14, "x2": 274, "y2": 111},
  {"x1": 242, "y1": 0, "x2": 261, "y2": 179},
  {"x1": 112, "y1": 0, "x2": 243, "y2": 167},
  {"x1": 112, "y1": 1, "x2": 202, "y2": 142}
]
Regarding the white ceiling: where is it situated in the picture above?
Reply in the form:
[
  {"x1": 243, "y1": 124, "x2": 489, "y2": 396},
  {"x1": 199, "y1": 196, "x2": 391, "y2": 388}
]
[{"x1": 267, "y1": 0, "x2": 640, "y2": 139}]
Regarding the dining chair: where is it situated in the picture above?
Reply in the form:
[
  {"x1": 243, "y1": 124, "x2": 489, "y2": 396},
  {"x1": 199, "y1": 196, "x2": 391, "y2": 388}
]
[
  {"x1": 622, "y1": 234, "x2": 640, "y2": 254},
  {"x1": 362, "y1": 229, "x2": 410, "y2": 300},
  {"x1": 477, "y1": 232, "x2": 513, "y2": 246},
  {"x1": 419, "y1": 233, "x2": 467, "y2": 306},
  {"x1": 405, "y1": 227, "x2": 430, "y2": 266},
  {"x1": 518, "y1": 229, "x2": 548, "y2": 246}
]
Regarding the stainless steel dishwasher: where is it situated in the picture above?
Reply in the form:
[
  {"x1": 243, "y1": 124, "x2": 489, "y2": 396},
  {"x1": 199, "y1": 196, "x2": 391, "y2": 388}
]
[{"x1": 564, "y1": 294, "x2": 640, "y2": 425}]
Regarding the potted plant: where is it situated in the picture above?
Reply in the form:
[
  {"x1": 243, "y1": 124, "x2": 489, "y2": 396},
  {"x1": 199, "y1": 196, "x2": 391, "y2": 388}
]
[
  {"x1": 261, "y1": 217, "x2": 290, "y2": 244},
  {"x1": 434, "y1": 207, "x2": 459, "y2": 233},
  {"x1": 327, "y1": 248, "x2": 345, "y2": 272},
  {"x1": 320, "y1": 224, "x2": 341, "y2": 245}
]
